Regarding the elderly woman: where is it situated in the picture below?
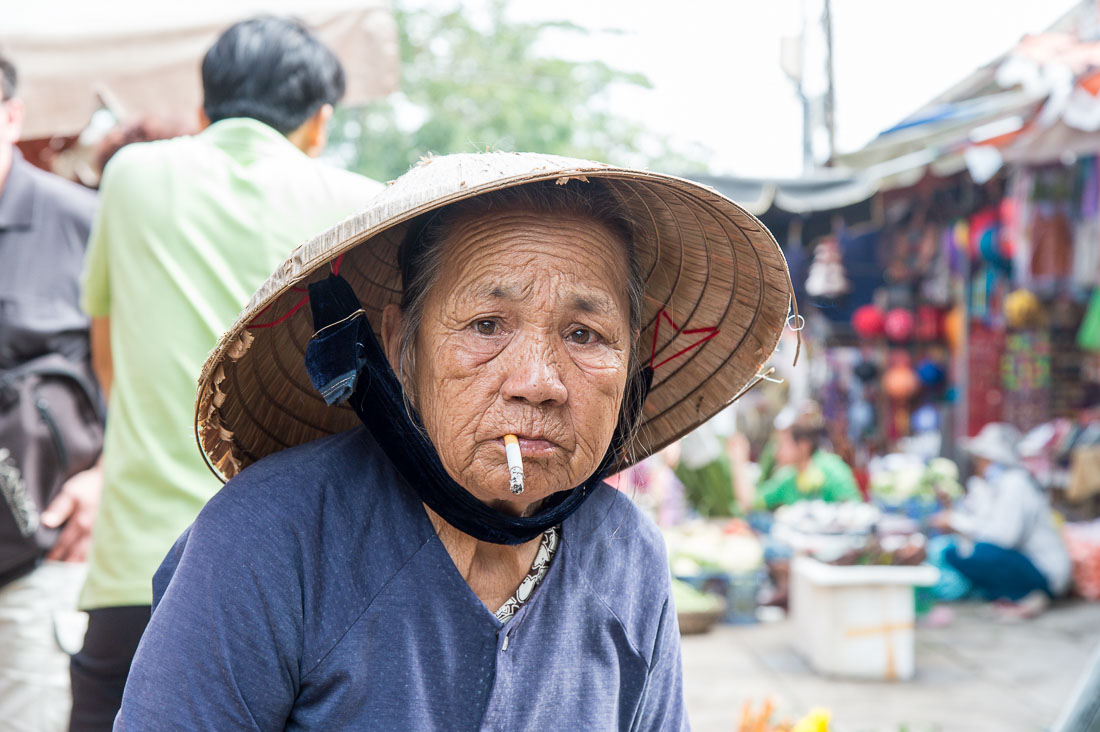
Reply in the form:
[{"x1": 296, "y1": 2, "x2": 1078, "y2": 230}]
[
  {"x1": 931, "y1": 422, "x2": 1071, "y2": 617},
  {"x1": 115, "y1": 153, "x2": 792, "y2": 730}
]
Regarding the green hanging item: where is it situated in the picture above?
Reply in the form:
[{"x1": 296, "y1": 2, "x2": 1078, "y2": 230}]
[{"x1": 1077, "y1": 289, "x2": 1100, "y2": 352}]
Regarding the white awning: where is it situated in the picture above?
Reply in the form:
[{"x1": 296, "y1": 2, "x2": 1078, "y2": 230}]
[{"x1": 3, "y1": 0, "x2": 399, "y2": 140}]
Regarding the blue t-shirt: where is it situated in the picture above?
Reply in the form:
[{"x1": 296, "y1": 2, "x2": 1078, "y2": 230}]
[{"x1": 116, "y1": 427, "x2": 689, "y2": 731}]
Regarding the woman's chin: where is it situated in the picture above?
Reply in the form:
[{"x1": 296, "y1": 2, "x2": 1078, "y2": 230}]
[{"x1": 483, "y1": 496, "x2": 544, "y2": 518}]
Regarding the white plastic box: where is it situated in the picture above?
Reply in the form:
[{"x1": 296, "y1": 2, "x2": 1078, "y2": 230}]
[{"x1": 790, "y1": 556, "x2": 939, "y2": 681}]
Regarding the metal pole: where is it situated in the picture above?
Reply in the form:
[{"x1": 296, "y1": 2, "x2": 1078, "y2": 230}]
[
  {"x1": 823, "y1": 0, "x2": 837, "y2": 166},
  {"x1": 800, "y1": 0, "x2": 813, "y2": 172}
]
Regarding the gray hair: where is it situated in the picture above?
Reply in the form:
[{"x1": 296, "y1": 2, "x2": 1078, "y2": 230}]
[{"x1": 395, "y1": 179, "x2": 648, "y2": 461}]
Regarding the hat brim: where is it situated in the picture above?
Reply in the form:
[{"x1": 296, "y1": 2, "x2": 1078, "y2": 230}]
[
  {"x1": 196, "y1": 152, "x2": 795, "y2": 480},
  {"x1": 962, "y1": 436, "x2": 1020, "y2": 467}
]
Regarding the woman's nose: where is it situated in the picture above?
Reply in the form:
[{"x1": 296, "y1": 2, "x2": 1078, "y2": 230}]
[{"x1": 500, "y1": 335, "x2": 568, "y2": 407}]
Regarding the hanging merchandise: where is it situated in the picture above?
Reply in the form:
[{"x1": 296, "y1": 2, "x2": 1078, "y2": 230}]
[
  {"x1": 915, "y1": 358, "x2": 946, "y2": 387},
  {"x1": 851, "y1": 304, "x2": 886, "y2": 339},
  {"x1": 943, "y1": 306, "x2": 965, "y2": 353},
  {"x1": 998, "y1": 195, "x2": 1019, "y2": 262},
  {"x1": 968, "y1": 208, "x2": 998, "y2": 263},
  {"x1": 883, "y1": 359, "x2": 919, "y2": 402},
  {"x1": 1008, "y1": 170, "x2": 1035, "y2": 289},
  {"x1": 911, "y1": 403, "x2": 941, "y2": 434},
  {"x1": 1050, "y1": 298, "x2": 1086, "y2": 415},
  {"x1": 967, "y1": 321, "x2": 1005, "y2": 436},
  {"x1": 1078, "y1": 288, "x2": 1100, "y2": 352},
  {"x1": 883, "y1": 352, "x2": 918, "y2": 442},
  {"x1": 1029, "y1": 169, "x2": 1074, "y2": 283},
  {"x1": 968, "y1": 207, "x2": 1009, "y2": 321},
  {"x1": 847, "y1": 393, "x2": 876, "y2": 444},
  {"x1": 977, "y1": 225, "x2": 1010, "y2": 270},
  {"x1": 919, "y1": 226, "x2": 952, "y2": 305},
  {"x1": 1074, "y1": 158, "x2": 1100, "y2": 289},
  {"x1": 1002, "y1": 330, "x2": 1052, "y2": 432},
  {"x1": 804, "y1": 235, "x2": 851, "y2": 301},
  {"x1": 853, "y1": 359, "x2": 881, "y2": 383},
  {"x1": 915, "y1": 305, "x2": 944, "y2": 341},
  {"x1": 1029, "y1": 203, "x2": 1073, "y2": 282},
  {"x1": 1004, "y1": 289, "x2": 1045, "y2": 329},
  {"x1": 884, "y1": 227, "x2": 916, "y2": 285},
  {"x1": 883, "y1": 308, "x2": 915, "y2": 343},
  {"x1": 951, "y1": 218, "x2": 970, "y2": 273}
]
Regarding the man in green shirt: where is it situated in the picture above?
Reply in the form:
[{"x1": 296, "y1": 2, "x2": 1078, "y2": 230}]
[
  {"x1": 72, "y1": 17, "x2": 382, "y2": 729},
  {"x1": 732, "y1": 402, "x2": 861, "y2": 512}
]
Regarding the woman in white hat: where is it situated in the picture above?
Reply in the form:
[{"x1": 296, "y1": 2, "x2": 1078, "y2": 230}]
[
  {"x1": 933, "y1": 422, "x2": 1071, "y2": 615},
  {"x1": 113, "y1": 152, "x2": 793, "y2": 729}
]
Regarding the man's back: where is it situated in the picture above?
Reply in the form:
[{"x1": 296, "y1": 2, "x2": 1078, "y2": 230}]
[{"x1": 80, "y1": 118, "x2": 382, "y2": 609}]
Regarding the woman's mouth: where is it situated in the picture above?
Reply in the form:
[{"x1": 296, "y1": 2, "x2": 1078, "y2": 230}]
[{"x1": 498, "y1": 436, "x2": 559, "y2": 458}]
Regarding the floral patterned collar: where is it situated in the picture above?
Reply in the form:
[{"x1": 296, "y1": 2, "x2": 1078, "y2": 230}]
[{"x1": 495, "y1": 526, "x2": 560, "y2": 623}]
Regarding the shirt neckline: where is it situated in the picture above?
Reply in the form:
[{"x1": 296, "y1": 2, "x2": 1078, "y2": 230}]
[
  {"x1": 417, "y1": 502, "x2": 568, "y2": 629},
  {"x1": 198, "y1": 118, "x2": 306, "y2": 159}
]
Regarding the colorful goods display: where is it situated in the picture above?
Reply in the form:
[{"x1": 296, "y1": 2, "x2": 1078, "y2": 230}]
[
  {"x1": 1001, "y1": 330, "x2": 1052, "y2": 432},
  {"x1": 967, "y1": 321, "x2": 1006, "y2": 435},
  {"x1": 915, "y1": 305, "x2": 944, "y2": 341},
  {"x1": 804, "y1": 236, "x2": 850, "y2": 300},
  {"x1": 883, "y1": 361, "x2": 918, "y2": 401},
  {"x1": 851, "y1": 304, "x2": 885, "y2": 338},
  {"x1": 736, "y1": 701, "x2": 832, "y2": 732},
  {"x1": 672, "y1": 578, "x2": 725, "y2": 634},
  {"x1": 869, "y1": 454, "x2": 962, "y2": 507},
  {"x1": 883, "y1": 308, "x2": 915, "y2": 343},
  {"x1": 1004, "y1": 289, "x2": 1044, "y2": 329},
  {"x1": 666, "y1": 520, "x2": 766, "y2": 625},
  {"x1": 1064, "y1": 520, "x2": 1100, "y2": 600},
  {"x1": 943, "y1": 306, "x2": 965, "y2": 352},
  {"x1": 665, "y1": 520, "x2": 765, "y2": 577},
  {"x1": 915, "y1": 359, "x2": 946, "y2": 387},
  {"x1": 770, "y1": 500, "x2": 880, "y2": 562}
]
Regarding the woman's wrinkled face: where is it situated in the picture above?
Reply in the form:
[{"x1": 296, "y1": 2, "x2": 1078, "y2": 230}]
[{"x1": 393, "y1": 210, "x2": 633, "y2": 516}]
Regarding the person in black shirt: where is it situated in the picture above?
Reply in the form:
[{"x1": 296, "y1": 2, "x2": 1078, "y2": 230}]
[{"x1": 0, "y1": 51, "x2": 100, "y2": 732}]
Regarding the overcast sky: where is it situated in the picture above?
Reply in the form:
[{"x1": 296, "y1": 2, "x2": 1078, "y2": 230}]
[{"x1": 501, "y1": 0, "x2": 1080, "y2": 178}]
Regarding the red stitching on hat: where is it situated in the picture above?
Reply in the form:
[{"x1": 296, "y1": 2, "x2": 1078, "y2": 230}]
[
  {"x1": 649, "y1": 309, "x2": 720, "y2": 370},
  {"x1": 248, "y1": 294, "x2": 307, "y2": 329},
  {"x1": 252, "y1": 255, "x2": 347, "y2": 328}
]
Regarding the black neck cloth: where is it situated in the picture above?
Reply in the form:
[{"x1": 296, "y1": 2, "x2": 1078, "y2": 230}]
[{"x1": 303, "y1": 274, "x2": 653, "y2": 545}]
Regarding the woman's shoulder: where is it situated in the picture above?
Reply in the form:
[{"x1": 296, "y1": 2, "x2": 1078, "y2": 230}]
[
  {"x1": 197, "y1": 427, "x2": 427, "y2": 558},
  {"x1": 559, "y1": 484, "x2": 673, "y2": 657},
  {"x1": 218, "y1": 427, "x2": 395, "y2": 506},
  {"x1": 564, "y1": 484, "x2": 671, "y2": 591}
]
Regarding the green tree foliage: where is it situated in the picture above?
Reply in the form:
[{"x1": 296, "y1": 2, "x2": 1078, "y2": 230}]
[{"x1": 328, "y1": 0, "x2": 706, "y2": 181}]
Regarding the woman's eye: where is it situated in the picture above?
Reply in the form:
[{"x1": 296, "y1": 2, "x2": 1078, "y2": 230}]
[
  {"x1": 567, "y1": 328, "x2": 598, "y2": 345},
  {"x1": 474, "y1": 319, "x2": 499, "y2": 336}
]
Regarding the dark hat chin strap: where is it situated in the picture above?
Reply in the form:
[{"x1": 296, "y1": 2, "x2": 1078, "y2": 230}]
[{"x1": 304, "y1": 274, "x2": 651, "y2": 546}]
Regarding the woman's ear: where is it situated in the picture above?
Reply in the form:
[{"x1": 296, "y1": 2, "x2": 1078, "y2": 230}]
[{"x1": 380, "y1": 303, "x2": 405, "y2": 376}]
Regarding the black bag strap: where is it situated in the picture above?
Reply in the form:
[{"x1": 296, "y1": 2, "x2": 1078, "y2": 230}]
[{"x1": 0, "y1": 354, "x2": 105, "y2": 424}]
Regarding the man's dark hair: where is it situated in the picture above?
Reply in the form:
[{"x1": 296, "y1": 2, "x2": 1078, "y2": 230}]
[
  {"x1": 0, "y1": 53, "x2": 16, "y2": 101},
  {"x1": 201, "y1": 16, "x2": 345, "y2": 134}
]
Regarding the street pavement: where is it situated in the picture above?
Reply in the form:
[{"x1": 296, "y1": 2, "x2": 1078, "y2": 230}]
[{"x1": 680, "y1": 600, "x2": 1100, "y2": 732}]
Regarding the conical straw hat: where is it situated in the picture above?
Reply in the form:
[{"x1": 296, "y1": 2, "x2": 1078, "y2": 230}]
[{"x1": 196, "y1": 152, "x2": 796, "y2": 480}]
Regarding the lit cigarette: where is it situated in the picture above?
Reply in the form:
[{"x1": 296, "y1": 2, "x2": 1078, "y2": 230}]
[{"x1": 504, "y1": 434, "x2": 524, "y2": 495}]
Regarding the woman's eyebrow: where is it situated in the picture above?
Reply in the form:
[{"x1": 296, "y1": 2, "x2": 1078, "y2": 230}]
[
  {"x1": 478, "y1": 283, "x2": 517, "y2": 300},
  {"x1": 569, "y1": 292, "x2": 615, "y2": 315}
]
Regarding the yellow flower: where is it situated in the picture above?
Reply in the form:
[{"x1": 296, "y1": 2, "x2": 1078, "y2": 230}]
[{"x1": 791, "y1": 708, "x2": 831, "y2": 732}]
